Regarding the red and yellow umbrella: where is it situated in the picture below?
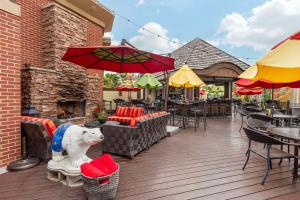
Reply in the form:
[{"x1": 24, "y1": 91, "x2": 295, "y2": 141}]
[{"x1": 252, "y1": 31, "x2": 300, "y2": 83}]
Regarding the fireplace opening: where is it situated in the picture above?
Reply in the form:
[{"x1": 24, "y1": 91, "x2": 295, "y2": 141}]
[{"x1": 57, "y1": 100, "x2": 86, "y2": 119}]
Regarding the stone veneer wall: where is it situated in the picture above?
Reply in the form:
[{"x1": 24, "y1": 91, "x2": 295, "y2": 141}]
[{"x1": 21, "y1": 2, "x2": 103, "y2": 122}]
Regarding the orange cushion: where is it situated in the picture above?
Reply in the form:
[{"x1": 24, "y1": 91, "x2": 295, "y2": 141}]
[
  {"x1": 131, "y1": 107, "x2": 144, "y2": 117},
  {"x1": 119, "y1": 107, "x2": 128, "y2": 117},
  {"x1": 129, "y1": 114, "x2": 151, "y2": 127},
  {"x1": 21, "y1": 116, "x2": 34, "y2": 121},
  {"x1": 21, "y1": 116, "x2": 56, "y2": 137},
  {"x1": 115, "y1": 107, "x2": 122, "y2": 116},
  {"x1": 107, "y1": 116, "x2": 132, "y2": 123},
  {"x1": 115, "y1": 106, "x2": 128, "y2": 116}
]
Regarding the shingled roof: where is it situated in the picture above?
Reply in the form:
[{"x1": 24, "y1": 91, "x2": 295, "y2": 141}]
[{"x1": 171, "y1": 38, "x2": 249, "y2": 71}]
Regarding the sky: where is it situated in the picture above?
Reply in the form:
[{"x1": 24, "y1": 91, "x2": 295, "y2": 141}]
[{"x1": 100, "y1": 0, "x2": 300, "y2": 64}]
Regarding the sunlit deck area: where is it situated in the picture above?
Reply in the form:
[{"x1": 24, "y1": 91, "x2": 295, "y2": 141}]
[{"x1": 0, "y1": 116, "x2": 299, "y2": 200}]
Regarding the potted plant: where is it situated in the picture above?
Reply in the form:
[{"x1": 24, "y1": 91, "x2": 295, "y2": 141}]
[{"x1": 96, "y1": 110, "x2": 108, "y2": 124}]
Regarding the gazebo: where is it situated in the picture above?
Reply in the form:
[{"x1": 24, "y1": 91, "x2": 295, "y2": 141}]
[{"x1": 156, "y1": 38, "x2": 249, "y2": 100}]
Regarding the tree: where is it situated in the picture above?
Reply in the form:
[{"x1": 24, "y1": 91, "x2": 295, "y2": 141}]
[{"x1": 103, "y1": 73, "x2": 127, "y2": 88}]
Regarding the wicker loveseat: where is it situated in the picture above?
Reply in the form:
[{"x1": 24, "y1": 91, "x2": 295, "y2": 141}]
[{"x1": 102, "y1": 111, "x2": 170, "y2": 159}]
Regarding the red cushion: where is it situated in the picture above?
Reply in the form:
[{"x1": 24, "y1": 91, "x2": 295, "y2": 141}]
[
  {"x1": 130, "y1": 118, "x2": 138, "y2": 127},
  {"x1": 115, "y1": 106, "x2": 122, "y2": 116},
  {"x1": 90, "y1": 158, "x2": 110, "y2": 174},
  {"x1": 21, "y1": 116, "x2": 34, "y2": 121},
  {"x1": 129, "y1": 114, "x2": 152, "y2": 127},
  {"x1": 80, "y1": 163, "x2": 106, "y2": 178},
  {"x1": 22, "y1": 117, "x2": 56, "y2": 138},
  {"x1": 101, "y1": 154, "x2": 118, "y2": 174},
  {"x1": 135, "y1": 107, "x2": 144, "y2": 117},
  {"x1": 119, "y1": 107, "x2": 128, "y2": 117}
]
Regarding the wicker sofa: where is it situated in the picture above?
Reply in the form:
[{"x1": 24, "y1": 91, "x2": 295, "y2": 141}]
[{"x1": 102, "y1": 111, "x2": 170, "y2": 159}]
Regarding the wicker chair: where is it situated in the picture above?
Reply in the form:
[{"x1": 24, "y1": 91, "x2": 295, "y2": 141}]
[
  {"x1": 21, "y1": 121, "x2": 52, "y2": 161},
  {"x1": 242, "y1": 127, "x2": 296, "y2": 185}
]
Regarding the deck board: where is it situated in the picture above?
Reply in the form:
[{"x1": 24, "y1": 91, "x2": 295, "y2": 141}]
[{"x1": 0, "y1": 117, "x2": 299, "y2": 200}]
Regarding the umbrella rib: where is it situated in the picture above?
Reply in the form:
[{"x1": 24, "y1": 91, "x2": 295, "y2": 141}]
[
  {"x1": 94, "y1": 48, "x2": 121, "y2": 60},
  {"x1": 87, "y1": 48, "x2": 120, "y2": 68},
  {"x1": 126, "y1": 50, "x2": 151, "y2": 73}
]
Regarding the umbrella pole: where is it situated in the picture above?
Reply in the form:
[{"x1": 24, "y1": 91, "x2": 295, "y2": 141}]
[
  {"x1": 164, "y1": 71, "x2": 169, "y2": 111},
  {"x1": 272, "y1": 86, "x2": 274, "y2": 115}
]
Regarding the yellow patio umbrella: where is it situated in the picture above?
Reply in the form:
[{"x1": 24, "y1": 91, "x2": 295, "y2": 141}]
[
  {"x1": 252, "y1": 32, "x2": 300, "y2": 83},
  {"x1": 169, "y1": 64, "x2": 205, "y2": 88},
  {"x1": 238, "y1": 64, "x2": 257, "y2": 79}
]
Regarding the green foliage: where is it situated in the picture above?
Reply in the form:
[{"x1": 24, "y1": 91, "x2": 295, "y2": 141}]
[
  {"x1": 95, "y1": 110, "x2": 107, "y2": 120},
  {"x1": 203, "y1": 85, "x2": 224, "y2": 98},
  {"x1": 103, "y1": 73, "x2": 127, "y2": 88},
  {"x1": 263, "y1": 89, "x2": 272, "y2": 101}
]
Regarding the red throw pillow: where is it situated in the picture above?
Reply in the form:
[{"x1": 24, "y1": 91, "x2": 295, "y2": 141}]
[
  {"x1": 90, "y1": 158, "x2": 110, "y2": 175},
  {"x1": 101, "y1": 154, "x2": 118, "y2": 174},
  {"x1": 80, "y1": 163, "x2": 106, "y2": 178}
]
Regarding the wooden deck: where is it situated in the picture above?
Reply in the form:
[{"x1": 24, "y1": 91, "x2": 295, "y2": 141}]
[{"x1": 0, "y1": 117, "x2": 300, "y2": 200}]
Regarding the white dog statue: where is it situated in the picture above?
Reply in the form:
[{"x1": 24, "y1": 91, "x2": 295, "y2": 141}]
[{"x1": 48, "y1": 123, "x2": 104, "y2": 174}]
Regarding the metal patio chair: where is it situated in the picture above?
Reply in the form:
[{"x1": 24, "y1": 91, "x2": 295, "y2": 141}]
[{"x1": 242, "y1": 127, "x2": 296, "y2": 185}]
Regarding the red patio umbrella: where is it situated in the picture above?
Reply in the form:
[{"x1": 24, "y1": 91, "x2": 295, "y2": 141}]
[
  {"x1": 234, "y1": 88, "x2": 263, "y2": 95},
  {"x1": 115, "y1": 85, "x2": 141, "y2": 91},
  {"x1": 236, "y1": 78, "x2": 300, "y2": 89},
  {"x1": 62, "y1": 45, "x2": 175, "y2": 73},
  {"x1": 199, "y1": 89, "x2": 206, "y2": 95}
]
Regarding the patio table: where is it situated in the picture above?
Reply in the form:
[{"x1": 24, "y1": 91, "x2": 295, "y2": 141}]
[
  {"x1": 272, "y1": 114, "x2": 298, "y2": 127},
  {"x1": 175, "y1": 101, "x2": 195, "y2": 129},
  {"x1": 267, "y1": 127, "x2": 300, "y2": 184}
]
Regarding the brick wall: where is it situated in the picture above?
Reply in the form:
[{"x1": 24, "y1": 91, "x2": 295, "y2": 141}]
[
  {"x1": 19, "y1": 0, "x2": 49, "y2": 68},
  {"x1": 86, "y1": 21, "x2": 104, "y2": 105},
  {"x1": 0, "y1": 9, "x2": 21, "y2": 167}
]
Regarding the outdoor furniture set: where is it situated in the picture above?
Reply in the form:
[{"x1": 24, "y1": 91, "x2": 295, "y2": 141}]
[
  {"x1": 103, "y1": 106, "x2": 170, "y2": 159},
  {"x1": 242, "y1": 113, "x2": 300, "y2": 185}
]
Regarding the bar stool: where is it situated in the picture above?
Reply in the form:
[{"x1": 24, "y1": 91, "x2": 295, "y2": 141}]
[
  {"x1": 167, "y1": 102, "x2": 177, "y2": 126},
  {"x1": 190, "y1": 101, "x2": 207, "y2": 131}
]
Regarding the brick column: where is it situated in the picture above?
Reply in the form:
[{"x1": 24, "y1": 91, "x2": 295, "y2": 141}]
[{"x1": 0, "y1": 2, "x2": 21, "y2": 167}]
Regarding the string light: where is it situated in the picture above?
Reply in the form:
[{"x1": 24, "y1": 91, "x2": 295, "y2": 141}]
[{"x1": 115, "y1": 12, "x2": 260, "y2": 61}]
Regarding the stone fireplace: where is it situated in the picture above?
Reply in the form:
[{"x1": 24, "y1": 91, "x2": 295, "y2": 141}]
[{"x1": 21, "y1": 2, "x2": 104, "y2": 124}]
